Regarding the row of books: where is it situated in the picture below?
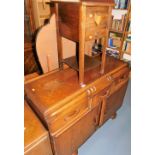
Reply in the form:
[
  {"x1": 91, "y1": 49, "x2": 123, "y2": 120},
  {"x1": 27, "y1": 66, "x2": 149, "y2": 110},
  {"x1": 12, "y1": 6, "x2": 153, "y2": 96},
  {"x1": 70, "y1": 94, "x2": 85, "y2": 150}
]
[
  {"x1": 108, "y1": 33, "x2": 121, "y2": 48},
  {"x1": 111, "y1": 15, "x2": 126, "y2": 32},
  {"x1": 114, "y1": 0, "x2": 129, "y2": 9}
]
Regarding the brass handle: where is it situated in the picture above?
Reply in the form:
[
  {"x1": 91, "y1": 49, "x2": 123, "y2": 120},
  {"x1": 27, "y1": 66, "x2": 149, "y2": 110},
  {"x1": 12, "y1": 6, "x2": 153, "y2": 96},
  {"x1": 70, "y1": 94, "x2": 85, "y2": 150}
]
[
  {"x1": 64, "y1": 109, "x2": 80, "y2": 121},
  {"x1": 87, "y1": 86, "x2": 96, "y2": 96},
  {"x1": 89, "y1": 14, "x2": 93, "y2": 18}
]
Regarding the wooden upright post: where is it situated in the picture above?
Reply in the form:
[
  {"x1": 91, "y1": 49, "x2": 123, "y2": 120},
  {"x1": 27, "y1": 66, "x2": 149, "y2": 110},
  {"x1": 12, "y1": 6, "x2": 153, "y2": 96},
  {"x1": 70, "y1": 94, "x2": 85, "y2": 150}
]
[
  {"x1": 55, "y1": 3, "x2": 63, "y2": 69},
  {"x1": 79, "y1": 4, "x2": 86, "y2": 87},
  {"x1": 101, "y1": 6, "x2": 113, "y2": 74}
]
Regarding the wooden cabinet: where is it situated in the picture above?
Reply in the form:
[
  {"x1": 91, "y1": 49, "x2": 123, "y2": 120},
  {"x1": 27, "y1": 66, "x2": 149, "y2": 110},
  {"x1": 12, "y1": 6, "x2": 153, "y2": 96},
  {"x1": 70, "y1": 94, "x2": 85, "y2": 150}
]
[
  {"x1": 24, "y1": 101, "x2": 53, "y2": 155},
  {"x1": 25, "y1": 55, "x2": 130, "y2": 155},
  {"x1": 51, "y1": 105, "x2": 100, "y2": 155},
  {"x1": 48, "y1": 91, "x2": 101, "y2": 155}
]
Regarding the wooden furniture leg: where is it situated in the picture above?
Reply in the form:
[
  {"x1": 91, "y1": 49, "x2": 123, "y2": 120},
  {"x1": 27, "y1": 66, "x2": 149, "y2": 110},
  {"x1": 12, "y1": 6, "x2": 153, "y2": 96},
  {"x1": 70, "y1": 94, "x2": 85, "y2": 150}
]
[
  {"x1": 55, "y1": 3, "x2": 63, "y2": 69},
  {"x1": 111, "y1": 112, "x2": 117, "y2": 119},
  {"x1": 72, "y1": 150, "x2": 78, "y2": 155}
]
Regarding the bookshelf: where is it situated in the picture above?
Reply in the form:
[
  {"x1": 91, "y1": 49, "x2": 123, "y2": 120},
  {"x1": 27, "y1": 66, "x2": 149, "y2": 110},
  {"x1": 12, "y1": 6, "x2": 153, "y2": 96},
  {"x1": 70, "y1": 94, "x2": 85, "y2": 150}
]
[{"x1": 107, "y1": 0, "x2": 131, "y2": 61}]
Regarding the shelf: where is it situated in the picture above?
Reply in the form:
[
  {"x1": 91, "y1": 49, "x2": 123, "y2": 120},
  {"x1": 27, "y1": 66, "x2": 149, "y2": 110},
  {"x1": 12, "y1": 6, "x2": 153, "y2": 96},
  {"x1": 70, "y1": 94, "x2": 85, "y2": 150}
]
[
  {"x1": 125, "y1": 31, "x2": 131, "y2": 35},
  {"x1": 113, "y1": 8, "x2": 128, "y2": 11},
  {"x1": 109, "y1": 29, "x2": 123, "y2": 34},
  {"x1": 62, "y1": 55, "x2": 101, "y2": 72},
  {"x1": 91, "y1": 51, "x2": 102, "y2": 57}
]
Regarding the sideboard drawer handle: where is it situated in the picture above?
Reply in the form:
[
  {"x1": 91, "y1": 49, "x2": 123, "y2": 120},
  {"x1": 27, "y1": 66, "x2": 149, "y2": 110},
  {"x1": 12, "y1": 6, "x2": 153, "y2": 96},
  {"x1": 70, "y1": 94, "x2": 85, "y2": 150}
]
[{"x1": 64, "y1": 109, "x2": 80, "y2": 121}]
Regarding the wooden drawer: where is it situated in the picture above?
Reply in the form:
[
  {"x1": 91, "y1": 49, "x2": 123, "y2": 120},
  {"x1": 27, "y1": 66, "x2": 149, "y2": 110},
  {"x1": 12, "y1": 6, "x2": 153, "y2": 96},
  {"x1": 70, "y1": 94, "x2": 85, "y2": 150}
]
[
  {"x1": 47, "y1": 92, "x2": 92, "y2": 135},
  {"x1": 85, "y1": 27, "x2": 107, "y2": 41},
  {"x1": 110, "y1": 67, "x2": 129, "y2": 94},
  {"x1": 86, "y1": 6, "x2": 109, "y2": 26},
  {"x1": 51, "y1": 104, "x2": 101, "y2": 155}
]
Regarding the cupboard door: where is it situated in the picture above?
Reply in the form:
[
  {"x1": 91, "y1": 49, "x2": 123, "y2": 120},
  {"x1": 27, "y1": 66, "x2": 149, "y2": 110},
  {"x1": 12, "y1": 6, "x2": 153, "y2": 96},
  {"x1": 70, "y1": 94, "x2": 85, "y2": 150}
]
[
  {"x1": 51, "y1": 104, "x2": 100, "y2": 155},
  {"x1": 99, "y1": 81, "x2": 128, "y2": 126}
]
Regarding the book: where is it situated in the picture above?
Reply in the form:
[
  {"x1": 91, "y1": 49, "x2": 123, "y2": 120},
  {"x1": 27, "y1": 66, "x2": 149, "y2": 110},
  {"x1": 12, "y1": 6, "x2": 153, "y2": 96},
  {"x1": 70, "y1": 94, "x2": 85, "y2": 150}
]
[{"x1": 114, "y1": 0, "x2": 129, "y2": 9}]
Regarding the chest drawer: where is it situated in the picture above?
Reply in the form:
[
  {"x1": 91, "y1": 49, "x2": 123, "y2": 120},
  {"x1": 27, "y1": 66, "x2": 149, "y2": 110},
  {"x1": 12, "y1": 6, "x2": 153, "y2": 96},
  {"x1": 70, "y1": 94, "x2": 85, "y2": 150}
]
[
  {"x1": 47, "y1": 92, "x2": 92, "y2": 135},
  {"x1": 85, "y1": 27, "x2": 107, "y2": 41},
  {"x1": 110, "y1": 67, "x2": 129, "y2": 94},
  {"x1": 86, "y1": 6, "x2": 109, "y2": 27}
]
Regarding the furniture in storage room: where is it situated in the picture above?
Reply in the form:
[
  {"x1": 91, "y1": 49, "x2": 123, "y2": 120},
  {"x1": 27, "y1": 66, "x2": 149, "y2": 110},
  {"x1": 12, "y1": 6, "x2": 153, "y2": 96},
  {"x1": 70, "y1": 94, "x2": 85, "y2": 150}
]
[
  {"x1": 107, "y1": 0, "x2": 131, "y2": 59},
  {"x1": 31, "y1": 0, "x2": 52, "y2": 29},
  {"x1": 24, "y1": 100, "x2": 53, "y2": 155},
  {"x1": 25, "y1": 55, "x2": 130, "y2": 155},
  {"x1": 49, "y1": 0, "x2": 115, "y2": 87}
]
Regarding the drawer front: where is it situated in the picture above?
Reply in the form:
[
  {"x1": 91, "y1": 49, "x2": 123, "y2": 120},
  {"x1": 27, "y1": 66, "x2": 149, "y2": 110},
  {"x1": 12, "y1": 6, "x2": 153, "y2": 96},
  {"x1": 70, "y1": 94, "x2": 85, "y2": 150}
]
[
  {"x1": 110, "y1": 67, "x2": 129, "y2": 94},
  {"x1": 86, "y1": 6, "x2": 109, "y2": 27},
  {"x1": 52, "y1": 104, "x2": 101, "y2": 155},
  {"x1": 85, "y1": 27, "x2": 107, "y2": 41},
  {"x1": 48, "y1": 92, "x2": 91, "y2": 134}
]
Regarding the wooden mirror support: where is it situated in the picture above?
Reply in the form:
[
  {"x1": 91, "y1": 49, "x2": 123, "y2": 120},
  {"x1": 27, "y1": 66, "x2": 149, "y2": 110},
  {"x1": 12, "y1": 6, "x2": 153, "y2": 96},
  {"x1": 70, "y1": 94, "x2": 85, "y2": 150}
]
[{"x1": 50, "y1": 0, "x2": 115, "y2": 86}]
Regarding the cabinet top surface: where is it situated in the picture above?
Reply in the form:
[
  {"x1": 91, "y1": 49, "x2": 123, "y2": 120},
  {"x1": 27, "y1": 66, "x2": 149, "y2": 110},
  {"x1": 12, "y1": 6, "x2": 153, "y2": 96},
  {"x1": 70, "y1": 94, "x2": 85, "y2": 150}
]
[
  {"x1": 25, "y1": 56, "x2": 127, "y2": 118},
  {"x1": 24, "y1": 101, "x2": 47, "y2": 150}
]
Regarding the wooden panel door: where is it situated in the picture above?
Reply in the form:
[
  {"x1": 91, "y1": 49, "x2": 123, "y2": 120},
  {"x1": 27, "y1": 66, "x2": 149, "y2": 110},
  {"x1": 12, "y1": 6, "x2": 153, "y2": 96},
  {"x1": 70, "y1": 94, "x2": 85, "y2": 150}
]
[
  {"x1": 50, "y1": 100, "x2": 101, "y2": 155},
  {"x1": 99, "y1": 81, "x2": 128, "y2": 126}
]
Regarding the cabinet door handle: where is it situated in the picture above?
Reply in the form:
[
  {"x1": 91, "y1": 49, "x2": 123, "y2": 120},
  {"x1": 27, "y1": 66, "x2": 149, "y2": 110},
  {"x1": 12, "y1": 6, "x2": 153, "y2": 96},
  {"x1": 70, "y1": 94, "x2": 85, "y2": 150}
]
[
  {"x1": 119, "y1": 74, "x2": 128, "y2": 82},
  {"x1": 93, "y1": 116, "x2": 98, "y2": 127},
  {"x1": 101, "y1": 90, "x2": 110, "y2": 97},
  {"x1": 64, "y1": 109, "x2": 80, "y2": 121}
]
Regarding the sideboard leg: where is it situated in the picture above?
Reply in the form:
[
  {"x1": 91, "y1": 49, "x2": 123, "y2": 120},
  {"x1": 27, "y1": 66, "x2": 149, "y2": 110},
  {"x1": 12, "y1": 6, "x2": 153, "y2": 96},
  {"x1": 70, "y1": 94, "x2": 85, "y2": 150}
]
[
  {"x1": 111, "y1": 112, "x2": 117, "y2": 119},
  {"x1": 72, "y1": 150, "x2": 78, "y2": 155}
]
